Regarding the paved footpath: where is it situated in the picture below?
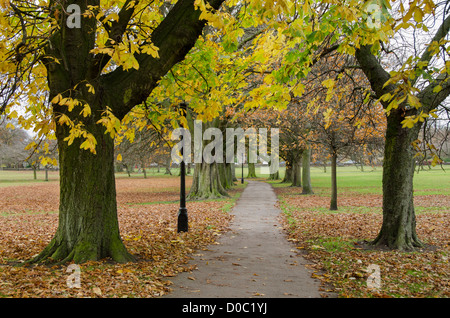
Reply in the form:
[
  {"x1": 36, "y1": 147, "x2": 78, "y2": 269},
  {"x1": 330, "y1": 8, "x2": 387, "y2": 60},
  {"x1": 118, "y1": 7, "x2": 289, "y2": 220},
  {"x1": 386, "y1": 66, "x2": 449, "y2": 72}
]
[{"x1": 163, "y1": 180, "x2": 326, "y2": 298}]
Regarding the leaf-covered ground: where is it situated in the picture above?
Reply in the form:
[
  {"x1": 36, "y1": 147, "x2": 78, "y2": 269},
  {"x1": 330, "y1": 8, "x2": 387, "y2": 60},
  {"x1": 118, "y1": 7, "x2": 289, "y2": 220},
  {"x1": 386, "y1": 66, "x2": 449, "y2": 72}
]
[
  {"x1": 0, "y1": 176, "x2": 242, "y2": 298},
  {"x1": 275, "y1": 186, "x2": 450, "y2": 298}
]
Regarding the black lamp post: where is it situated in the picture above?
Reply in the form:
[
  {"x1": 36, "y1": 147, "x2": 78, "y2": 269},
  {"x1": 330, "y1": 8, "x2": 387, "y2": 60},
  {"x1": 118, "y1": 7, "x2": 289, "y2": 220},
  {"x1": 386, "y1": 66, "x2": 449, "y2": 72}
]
[
  {"x1": 177, "y1": 103, "x2": 188, "y2": 233},
  {"x1": 241, "y1": 152, "x2": 244, "y2": 184}
]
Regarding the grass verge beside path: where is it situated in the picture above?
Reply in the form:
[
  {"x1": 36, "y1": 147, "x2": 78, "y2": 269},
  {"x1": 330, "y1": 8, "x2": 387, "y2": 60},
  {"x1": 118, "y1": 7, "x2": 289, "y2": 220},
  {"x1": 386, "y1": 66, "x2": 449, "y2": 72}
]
[{"x1": 271, "y1": 167, "x2": 449, "y2": 298}]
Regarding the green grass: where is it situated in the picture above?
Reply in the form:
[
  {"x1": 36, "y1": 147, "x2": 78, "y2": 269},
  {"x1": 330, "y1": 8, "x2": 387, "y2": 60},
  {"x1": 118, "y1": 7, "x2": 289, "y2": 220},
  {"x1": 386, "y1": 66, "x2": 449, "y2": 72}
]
[
  {"x1": 310, "y1": 237, "x2": 356, "y2": 253},
  {"x1": 254, "y1": 165, "x2": 449, "y2": 195},
  {"x1": 0, "y1": 167, "x2": 192, "y2": 186},
  {"x1": 0, "y1": 170, "x2": 59, "y2": 186},
  {"x1": 1, "y1": 165, "x2": 448, "y2": 195}
]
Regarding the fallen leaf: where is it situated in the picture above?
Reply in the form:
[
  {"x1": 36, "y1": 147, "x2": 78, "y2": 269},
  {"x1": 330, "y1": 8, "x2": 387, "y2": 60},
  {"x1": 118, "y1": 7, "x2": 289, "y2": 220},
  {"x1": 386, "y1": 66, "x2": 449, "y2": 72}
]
[{"x1": 92, "y1": 287, "x2": 102, "y2": 296}]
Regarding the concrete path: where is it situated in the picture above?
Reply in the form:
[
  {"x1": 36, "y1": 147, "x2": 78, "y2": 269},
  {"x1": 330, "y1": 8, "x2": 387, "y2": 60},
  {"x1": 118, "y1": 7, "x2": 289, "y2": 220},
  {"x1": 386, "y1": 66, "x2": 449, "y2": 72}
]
[{"x1": 163, "y1": 180, "x2": 325, "y2": 298}]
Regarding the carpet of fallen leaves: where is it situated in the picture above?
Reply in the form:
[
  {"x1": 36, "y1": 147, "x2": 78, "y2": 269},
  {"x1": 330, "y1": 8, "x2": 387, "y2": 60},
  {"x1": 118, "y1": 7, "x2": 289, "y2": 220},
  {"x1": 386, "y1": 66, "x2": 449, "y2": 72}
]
[
  {"x1": 0, "y1": 176, "x2": 241, "y2": 298},
  {"x1": 276, "y1": 186, "x2": 450, "y2": 298}
]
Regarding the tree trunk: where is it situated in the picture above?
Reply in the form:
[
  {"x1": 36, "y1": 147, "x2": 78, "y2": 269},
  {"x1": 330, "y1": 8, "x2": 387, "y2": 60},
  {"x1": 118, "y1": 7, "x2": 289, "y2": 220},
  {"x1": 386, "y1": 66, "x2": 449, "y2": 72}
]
[
  {"x1": 188, "y1": 162, "x2": 228, "y2": 199},
  {"x1": 330, "y1": 151, "x2": 338, "y2": 211},
  {"x1": 30, "y1": 122, "x2": 134, "y2": 264},
  {"x1": 165, "y1": 157, "x2": 172, "y2": 175},
  {"x1": 354, "y1": 41, "x2": 450, "y2": 250},
  {"x1": 231, "y1": 162, "x2": 237, "y2": 181},
  {"x1": 26, "y1": 0, "x2": 228, "y2": 265},
  {"x1": 282, "y1": 161, "x2": 293, "y2": 183},
  {"x1": 225, "y1": 163, "x2": 234, "y2": 186},
  {"x1": 125, "y1": 164, "x2": 132, "y2": 177},
  {"x1": 218, "y1": 162, "x2": 232, "y2": 189},
  {"x1": 371, "y1": 110, "x2": 423, "y2": 250},
  {"x1": 291, "y1": 158, "x2": 302, "y2": 187},
  {"x1": 268, "y1": 170, "x2": 280, "y2": 180},
  {"x1": 301, "y1": 147, "x2": 313, "y2": 194},
  {"x1": 247, "y1": 162, "x2": 257, "y2": 178}
]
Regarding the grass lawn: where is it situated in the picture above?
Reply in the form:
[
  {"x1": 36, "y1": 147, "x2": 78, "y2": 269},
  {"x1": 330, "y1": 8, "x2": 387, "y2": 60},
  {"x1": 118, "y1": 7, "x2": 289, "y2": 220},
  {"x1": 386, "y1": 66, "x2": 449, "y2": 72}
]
[
  {"x1": 269, "y1": 165, "x2": 449, "y2": 298},
  {"x1": 0, "y1": 167, "x2": 190, "y2": 185},
  {"x1": 259, "y1": 164, "x2": 449, "y2": 195}
]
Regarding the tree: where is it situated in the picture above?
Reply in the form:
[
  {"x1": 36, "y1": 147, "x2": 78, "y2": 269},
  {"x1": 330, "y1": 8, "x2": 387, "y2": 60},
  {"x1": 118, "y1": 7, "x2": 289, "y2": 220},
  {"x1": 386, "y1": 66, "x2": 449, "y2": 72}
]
[
  {"x1": 354, "y1": 8, "x2": 450, "y2": 250},
  {"x1": 301, "y1": 146, "x2": 313, "y2": 194},
  {"x1": 1, "y1": 0, "x2": 227, "y2": 264},
  {"x1": 186, "y1": 115, "x2": 230, "y2": 199},
  {"x1": 265, "y1": 0, "x2": 447, "y2": 250},
  {"x1": 303, "y1": 53, "x2": 385, "y2": 210},
  {"x1": 152, "y1": 6, "x2": 291, "y2": 198}
]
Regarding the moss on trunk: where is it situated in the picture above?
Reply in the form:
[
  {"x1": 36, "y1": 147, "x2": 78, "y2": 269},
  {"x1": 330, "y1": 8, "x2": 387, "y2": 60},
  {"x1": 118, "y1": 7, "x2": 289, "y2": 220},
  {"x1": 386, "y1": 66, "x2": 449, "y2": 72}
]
[
  {"x1": 291, "y1": 159, "x2": 302, "y2": 187},
  {"x1": 188, "y1": 162, "x2": 228, "y2": 200},
  {"x1": 30, "y1": 121, "x2": 134, "y2": 264},
  {"x1": 371, "y1": 110, "x2": 423, "y2": 250},
  {"x1": 247, "y1": 162, "x2": 257, "y2": 178},
  {"x1": 282, "y1": 161, "x2": 293, "y2": 184}
]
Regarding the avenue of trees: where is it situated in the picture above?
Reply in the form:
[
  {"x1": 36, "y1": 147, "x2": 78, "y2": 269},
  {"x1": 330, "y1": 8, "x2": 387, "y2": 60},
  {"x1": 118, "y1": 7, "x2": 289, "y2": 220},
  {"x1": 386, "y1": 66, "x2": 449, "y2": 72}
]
[{"x1": 1, "y1": 0, "x2": 450, "y2": 263}]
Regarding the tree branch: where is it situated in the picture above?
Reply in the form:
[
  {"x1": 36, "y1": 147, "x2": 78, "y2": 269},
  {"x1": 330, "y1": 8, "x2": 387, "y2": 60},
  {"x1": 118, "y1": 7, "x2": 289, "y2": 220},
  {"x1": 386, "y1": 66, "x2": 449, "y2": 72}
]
[
  {"x1": 102, "y1": 0, "x2": 225, "y2": 119},
  {"x1": 354, "y1": 44, "x2": 394, "y2": 104},
  {"x1": 91, "y1": 0, "x2": 139, "y2": 76},
  {"x1": 419, "y1": 73, "x2": 450, "y2": 112}
]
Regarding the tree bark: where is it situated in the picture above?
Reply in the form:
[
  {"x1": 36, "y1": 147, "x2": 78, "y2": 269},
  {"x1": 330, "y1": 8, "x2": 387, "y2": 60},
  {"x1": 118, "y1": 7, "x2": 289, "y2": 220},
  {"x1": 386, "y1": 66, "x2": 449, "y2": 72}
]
[
  {"x1": 247, "y1": 162, "x2": 257, "y2": 178},
  {"x1": 231, "y1": 162, "x2": 237, "y2": 181},
  {"x1": 268, "y1": 170, "x2": 280, "y2": 180},
  {"x1": 188, "y1": 162, "x2": 228, "y2": 199},
  {"x1": 29, "y1": 0, "x2": 226, "y2": 264},
  {"x1": 291, "y1": 158, "x2": 302, "y2": 187},
  {"x1": 371, "y1": 109, "x2": 423, "y2": 250},
  {"x1": 225, "y1": 163, "x2": 234, "y2": 187},
  {"x1": 30, "y1": 121, "x2": 134, "y2": 264},
  {"x1": 218, "y1": 162, "x2": 231, "y2": 189},
  {"x1": 282, "y1": 161, "x2": 293, "y2": 183},
  {"x1": 301, "y1": 147, "x2": 313, "y2": 194}
]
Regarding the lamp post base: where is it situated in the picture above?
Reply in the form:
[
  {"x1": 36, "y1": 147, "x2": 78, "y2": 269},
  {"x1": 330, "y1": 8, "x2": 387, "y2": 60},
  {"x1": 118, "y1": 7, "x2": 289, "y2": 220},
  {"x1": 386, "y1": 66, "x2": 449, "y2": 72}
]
[{"x1": 177, "y1": 207, "x2": 188, "y2": 232}]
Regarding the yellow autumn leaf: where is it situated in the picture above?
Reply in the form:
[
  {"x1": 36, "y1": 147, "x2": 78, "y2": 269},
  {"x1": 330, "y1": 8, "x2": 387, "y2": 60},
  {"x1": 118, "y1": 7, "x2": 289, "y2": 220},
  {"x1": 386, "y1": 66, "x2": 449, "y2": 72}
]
[
  {"x1": 433, "y1": 85, "x2": 442, "y2": 93},
  {"x1": 105, "y1": 12, "x2": 119, "y2": 22},
  {"x1": 292, "y1": 83, "x2": 305, "y2": 97},
  {"x1": 80, "y1": 104, "x2": 91, "y2": 117},
  {"x1": 407, "y1": 94, "x2": 421, "y2": 108},
  {"x1": 141, "y1": 43, "x2": 160, "y2": 58},
  {"x1": 401, "y1": 116, "x2": 416, "y2": 128},
  {"x1": 86, "y1": 83, "x2": 95, "y2": 94},
  {"x1": 58, "y1": 114, "x2": 71, "y2": 125},
  {"x1": 51, "y1": 94, "x2": 62, "y2": 105},
  {"x1": 414, "y1": 7, "x2": 423, "y2": 23}
]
